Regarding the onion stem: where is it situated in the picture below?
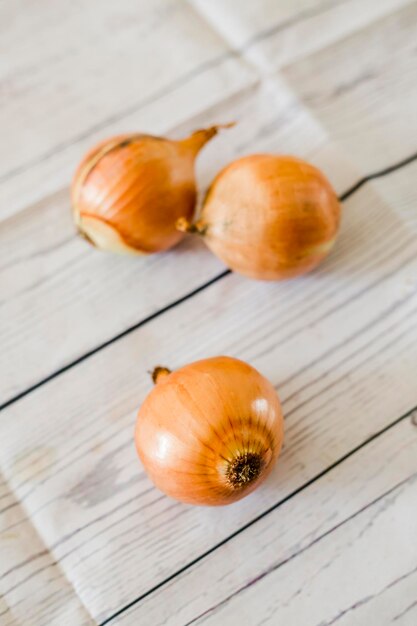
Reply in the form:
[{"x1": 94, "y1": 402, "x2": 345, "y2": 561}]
[{"x1": 151, "y1": 366, "x2": 172, "y2": 385}]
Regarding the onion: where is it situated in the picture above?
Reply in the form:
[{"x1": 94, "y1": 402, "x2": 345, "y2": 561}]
[
  {"x1": 135, "y1": 357, "x2": 284, "y2": 506},
  {"x1": 71, "y1": 125, "x2": 229, "y2": 254},
  {"x1": 178, "y1": 154, "x2": 341, "y2": 280}
]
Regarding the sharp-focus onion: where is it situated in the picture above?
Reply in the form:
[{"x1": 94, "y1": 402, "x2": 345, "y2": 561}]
[
  {"x1": 72, "y1": 125, "x2": 229, "y2": 255},
  {"x1": 178, "y1": 154, "x2": 341, "y2": 280},
  {"x1": 135, "y1": 356, "x2": 284, "y2": 506}
]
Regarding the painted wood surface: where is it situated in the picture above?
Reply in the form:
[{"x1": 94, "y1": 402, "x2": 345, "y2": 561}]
[
  {"x1": 111, "y1": 414, "x2": 417, "y2": 625},
  {"x1": 193, "y1": 436, "x2": 417, "y2": 626},
  {"x1": 1, "y1": 1, "x2": 416, "y2": 625}
]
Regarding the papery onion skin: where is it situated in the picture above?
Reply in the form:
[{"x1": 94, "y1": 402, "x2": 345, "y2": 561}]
[
  {"x1": 186, "y1": 155, "x2": 341, "y2": 280},
  {"x1": 135, "y1": 356, "x2": 284, "y2": 506},
  {"x1": 72, "y1": 127, "x2": 225, "y2": 255}
]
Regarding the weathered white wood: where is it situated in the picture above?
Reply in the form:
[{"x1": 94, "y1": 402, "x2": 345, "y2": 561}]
[
  {"x1": 1, "y1": 176, "x2": 416, "y2": 622},
  {"x1": 1, "y1": 0, "x2": 413, "y2": 222},
  {"x1": 283, "y1": 1, "x2": 417, "y2": 173},
  {"x1": 189, "y1": 427, "x2": 417, "y2": 626},
  {"x1": 0, "y1": 197, "x2": 223, "y2": 404},
  {"x1": 332, "y1": 573, "x2": 417, "y2": 626},
  {"x1": 374, "y1": 160, "x2": 417, "y2": 234},
  {"x1": 0, "y1": 483, "x2": 94, "y2": 626},
  {"x1": 192, "y1": 0, "x2": 412, "y2": 72},
  {"x1": 2, "y1": 1, "x2": 417, "y2": 624},
  {"x1": 111, "y1": 414, "x2": 417, "y2": 625},
  {"x1": 0, "y1": 79, "x2": 357, "y2": 404},
  {"x1": 0, "y1": 0, "x2": 254, "y2": 221}
]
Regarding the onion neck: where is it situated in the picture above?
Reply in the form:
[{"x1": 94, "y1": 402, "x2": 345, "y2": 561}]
[
  {"x1": 226, "y1": 452, "x2": 264, "y2": 489},
  {"x1": 151, "y1": 366, "x2": 172, "y2": 385},
  {"x1": 179, "y1": 122, "x2": 235, "y2": 156}
]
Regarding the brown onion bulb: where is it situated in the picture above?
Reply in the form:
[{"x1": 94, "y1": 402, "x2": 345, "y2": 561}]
[
  {"x1": 72, "y1": 125, "x2": 229, "y2": 255},
  {"x1": 178, "y1": 155, "x2": 341, "y2": 280},
  {"x1": 135, "y1": 356, "x2": 284, "y2": 506}
]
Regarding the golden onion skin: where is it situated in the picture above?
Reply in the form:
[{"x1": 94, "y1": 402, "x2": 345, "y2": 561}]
[
  {"x1": 135, "y1": 356, "x2": 284, "y2": 506},
  {"x1": 72, "y1": 128, "x2": 222, "y2": 255},
  {"x1": 199, "y1": 155, "x2": 341, "y2": 280}
]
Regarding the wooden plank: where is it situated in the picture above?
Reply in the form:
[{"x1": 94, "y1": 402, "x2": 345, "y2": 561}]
[
  {"x1": 0, "y1": 484, "x2": 94, "y2": 626},
  {"x1": 0, "y1": 0, "x2": 254, "y2": 221},
  {"x1": 191, "y1": 0, "x2": 412, "y2": 71},
  {"x1": 1, "y1": 0, "x2": 413, "y2": 222},
  {"x1": 110, "y1": 414, "x2": 417, "y2": 625},
  {"x1": 0, "y1": 175, "x2": 416, "y2": 622},
  {"x1": 332, "y1": 575, "x2": 417, "y2": 626},
  {"x1": 374, "y1": 159, "x2": 417, "y2": 234},
  {"x1": 0, "y1": 195, "x2": 223, "y2": 404},
  {"x1": 179, "y1": 420, "x2": 417, "y2": 626},
  {"x1": 283, "y1": 1, "x2": 417, "y2": 174},
  {"x1": 0, "y1": 80, "x2": 357, "y2": 405}
]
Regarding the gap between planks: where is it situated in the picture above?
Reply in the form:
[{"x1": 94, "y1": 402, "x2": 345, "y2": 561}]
[{"x1": 97, "y1": 405, "x2": 417, "y2": 625}]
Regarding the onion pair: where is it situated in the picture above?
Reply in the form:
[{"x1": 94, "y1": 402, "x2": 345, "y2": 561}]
[
  {"x1": 135, "y1": 357, "x2": 284, "y2": 506},
  {"x1": 72, "y1": 126, "x2": 341, "y2": 280}
]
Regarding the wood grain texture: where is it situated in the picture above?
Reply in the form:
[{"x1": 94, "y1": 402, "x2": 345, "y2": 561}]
[
  {"x1": 0, "y1": 0, "x2": 254, "y2": 221},
  {"x1": 1, "y1": 1, "x2": 417, "y2": 624},
  {"x1": 0, "y1": 197, "x2": 223, "y2": 404},
  {"x1": 1, "y1": 172, "x2": 416, "y2": 622},
  {"x1": 283, "y1": 1, "x2": 417, "y2": 174},
  {"x1": 1, "y1": 0, "x2": 412, "y2": 222},
  {"x1": 191, "y1": 0, "x2": 412, "y2": 71},
  {"x1": 374, "y1": 160, "x2": 417, "y2": 234},
  {"x1": 110, "y1": 414, "x2": 417, "y2": 625},
  {"x1": 0, "y1": 484, "x2": 94, "y2": 626},
  {"x1": 191, "y1": 433, "x2": 417, "y2": 626}
]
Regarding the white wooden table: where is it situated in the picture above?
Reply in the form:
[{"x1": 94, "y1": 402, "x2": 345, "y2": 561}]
[{"x1": 1, "y1": 1, "x2": 417, "y2": 625}]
